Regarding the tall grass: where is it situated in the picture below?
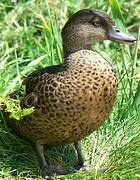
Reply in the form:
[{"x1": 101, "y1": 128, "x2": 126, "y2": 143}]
[{"x1": 0, "y1": 0, "x2": 140, "y2": 179}]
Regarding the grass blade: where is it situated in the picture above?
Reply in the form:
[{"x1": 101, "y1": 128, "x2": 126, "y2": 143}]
[{"x1": 108, "y1": 0, "x2": 124, "y2": 27}]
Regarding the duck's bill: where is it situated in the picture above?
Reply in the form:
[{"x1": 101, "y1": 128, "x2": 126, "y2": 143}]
[{"x1": 109, "y1": 26, "x2": 136, "y2": 44}]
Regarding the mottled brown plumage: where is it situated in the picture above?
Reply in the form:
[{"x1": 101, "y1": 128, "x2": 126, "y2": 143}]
[{"x1": 8, "y1": 9, "x2": 136, "y2": 177}]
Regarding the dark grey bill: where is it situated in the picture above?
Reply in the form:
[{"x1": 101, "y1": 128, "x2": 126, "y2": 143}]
[{"x1": 109, "y1": 26, "x2": 136, "y2": 44}]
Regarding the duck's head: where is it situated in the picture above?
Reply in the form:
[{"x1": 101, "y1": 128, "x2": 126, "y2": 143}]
[{"x1": 62, "y1": 9, "x2": 136, "y2": 56}]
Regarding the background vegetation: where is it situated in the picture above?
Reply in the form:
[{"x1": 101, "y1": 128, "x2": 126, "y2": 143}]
[{"x1": 0, "y1": 0, "x2": 140, "y2": 179}]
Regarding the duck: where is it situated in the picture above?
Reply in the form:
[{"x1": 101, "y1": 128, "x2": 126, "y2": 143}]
[{"x1": 7, "y1": 9, "x2": 136, "y2": 177}]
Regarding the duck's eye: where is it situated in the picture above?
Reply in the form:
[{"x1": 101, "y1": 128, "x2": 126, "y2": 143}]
[{"x1": 93, "y1": 21, "x2": 100, "y2": 27}]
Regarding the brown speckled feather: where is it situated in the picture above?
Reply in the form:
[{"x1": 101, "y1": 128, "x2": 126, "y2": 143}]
[{"x1": 9, "y1": 50, "x2": 117, "y2": 145}]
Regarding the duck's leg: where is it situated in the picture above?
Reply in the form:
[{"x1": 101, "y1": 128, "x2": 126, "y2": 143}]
[
  {"x1": 36, "y1": 141, "x2": 69, "y2": 177},
  {"x1": 36, "y1": 141, "x2": 54, "y2": 177},
  {"x1": 74, "y1": 141, "x2": 85, "y2": 168}
]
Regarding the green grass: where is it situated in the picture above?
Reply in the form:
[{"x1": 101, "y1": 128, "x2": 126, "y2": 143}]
[{"x1": 0, "y1": 0, "x2": 140, "y2": 179}]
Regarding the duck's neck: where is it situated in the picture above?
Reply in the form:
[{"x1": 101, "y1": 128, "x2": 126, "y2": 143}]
[
  {"x1": 62, "y1": 41, "x2": 91, "y2": 57},
  {"x1": 61, "y1": 24, "x2": 92, "y2": 57}
]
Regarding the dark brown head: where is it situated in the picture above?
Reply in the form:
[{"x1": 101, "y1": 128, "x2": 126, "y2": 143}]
[{"x1": 62, "y1": 9, "x2": 136, "y2": 56}]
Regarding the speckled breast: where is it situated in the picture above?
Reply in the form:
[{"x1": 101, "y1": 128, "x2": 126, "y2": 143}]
[{"x1": 9, "y1": 50, "x2": 117, "y2": 145}]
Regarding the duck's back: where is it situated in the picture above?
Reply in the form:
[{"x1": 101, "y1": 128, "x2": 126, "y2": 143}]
[{"x1": 8, "y1": 50, "x2": 117, "y2": 145}]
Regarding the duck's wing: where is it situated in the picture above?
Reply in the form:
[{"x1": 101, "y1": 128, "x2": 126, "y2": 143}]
[
  {"x1": 23, "y1": 69, "x2": 46, "y2": 95},
  {"x1": 23, "y1": 63, "x2": 66, "y2": 95}
]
